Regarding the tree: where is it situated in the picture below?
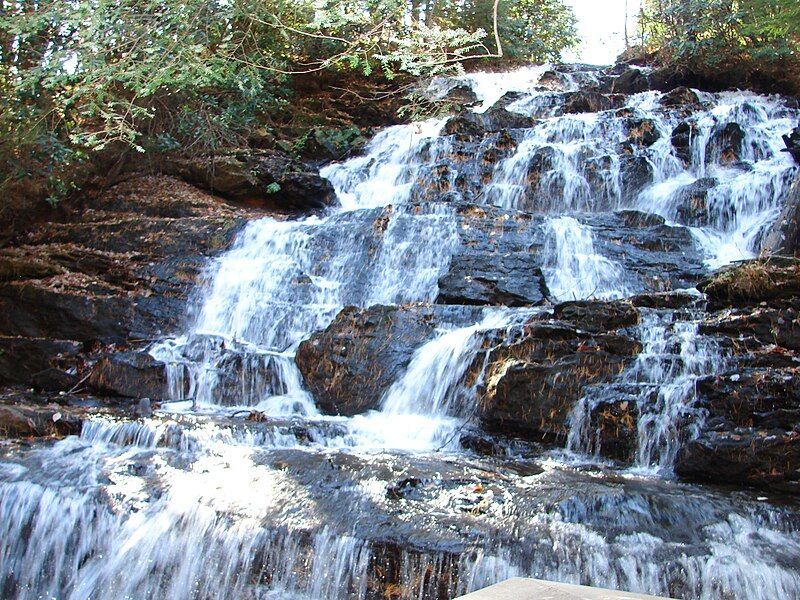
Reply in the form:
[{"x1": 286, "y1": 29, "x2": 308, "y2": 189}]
[{"x1": 0, "y1": 0, "x2": 578, "y2": 205}]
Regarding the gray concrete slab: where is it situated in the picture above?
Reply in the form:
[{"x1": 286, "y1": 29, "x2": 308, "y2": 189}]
[{"x1": 456, "y1": 578, "x2": 673, "y2": 600}]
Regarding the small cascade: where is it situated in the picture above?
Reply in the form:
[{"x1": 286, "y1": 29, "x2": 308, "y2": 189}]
[
  {"x1": 320, "y1": 119, "x2": 448, "y2": 210},
  {"x1": 347, "y1": 309, "x2": 530, "y2": 451},
  {"x1": 152, "y1": 203, "x2": 458, "y2": 409},
  {"x1": 566, "y1": 309, "x2": 725, "y2": 473},
  {"x1": 542, "y1": 216, "x2": 631, "y2": 302}
]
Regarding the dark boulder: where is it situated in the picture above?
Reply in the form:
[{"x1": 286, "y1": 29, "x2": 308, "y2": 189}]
[
  {"x1": 477, "y1": 307, "x2": 641, "y2": 444},
  {"x1": 619, "y1": 155, "x2": 654, "y2": 201},
  {"x1": 442, "y1": 114, "x2": 486, "y2": 138},
  {"x1": 782, "y1": 124, "x2": 800, "y2": 164},
  {"x1": 706, "y1": 122, "x2": 745, "y2": 165},
  {"x1": 671, "y1": 121, "x2": 699, "y2": 165},
  {"x1": 660, "y1": 87, "x2": 703, "y2": 113},
  {"x1": 296, "y1": 304, "x2": 483, "y2": 416},
  {"x1": 611, "y1": 67, "x2": 651, "y2": 94},
  {"x1": 89, "y1": 351, "x2": 167, "y2": 399},
  {"x1": 674, "y1": 177, "x2": 719, "y2": 227},
  {"x1": 623, "y1": 118, "x2": 661, "y2": 148},
  {"x1": 167, "y1": 150, "x2": 336, "y2": 211},
  {"x1": 562, "y1": 91, "x2": 621, "y2": 114},
  {"x1": 762, "y1": 175, "x2": 800, "y2": 257},
  {"x1": 676, "y1": 369, "x2": 800, "y2": 493},
  {"x1": 0, "y1": 337, "x2": 82, "y2": 388}
]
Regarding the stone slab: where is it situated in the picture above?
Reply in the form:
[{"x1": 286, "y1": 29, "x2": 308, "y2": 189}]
[{"x1": 456, "y1": 578, "x2": 672, "y2": 600}]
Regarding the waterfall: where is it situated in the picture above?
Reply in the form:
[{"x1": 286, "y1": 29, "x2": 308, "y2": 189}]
[{"x1": 4, "y1": 64, "x2": 800, "y2": 600}]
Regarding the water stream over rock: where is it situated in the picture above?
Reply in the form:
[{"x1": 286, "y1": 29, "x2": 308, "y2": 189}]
[{"x1": 2, "y1": 64, "x2": 800, "y2": 599}]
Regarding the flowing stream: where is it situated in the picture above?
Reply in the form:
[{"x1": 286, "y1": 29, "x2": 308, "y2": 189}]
[{"x1": 2, "y1": 65, "x2": 800, "y2": 599}]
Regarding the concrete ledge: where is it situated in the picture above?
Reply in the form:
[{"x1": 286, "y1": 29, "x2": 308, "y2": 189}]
[{"x1": 456, "y1": 578, "x2": 673, "y2": 599}]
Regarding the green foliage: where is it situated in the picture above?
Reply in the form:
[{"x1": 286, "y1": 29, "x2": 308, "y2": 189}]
[
  {"x1": 0, "y1": 0, "x2": 578, "y2": 206},
  {"x1": 641, "y1": 0, "x2": 800, "y2": 70}
]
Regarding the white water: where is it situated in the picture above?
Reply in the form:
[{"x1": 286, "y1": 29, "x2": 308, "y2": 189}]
[
  {"x1": 566, "y1": 310, "x2": 725, "y2": 474},
  {"x1": 542, "y1": 216, "x2": 631, "y2": 302},
  {"x1": 3, "y1": 64, "x2": 800, "y2": 600}
]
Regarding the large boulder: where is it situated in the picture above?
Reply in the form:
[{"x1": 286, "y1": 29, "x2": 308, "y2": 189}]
[
  {"x1": 762, "y1": 175, "x2": 800, "y2": 257},
  {"x1": 674, "y1": 177, "x2": 719, "y2": 227},
  {"x1": 296, "y1": 305, "x2": 483, "y2": 416},
  {"x1": 167, "y1": 150, "x2": 336, "y2": 211},
  {"x1": 677, "y1": 369, "x2": 800, "y2": 493},
  {"x1": 89, "y1": 351, "x2": 167, "y2": 399},
  {"x1": 477, "y1": 301, "x2": 641, "y2": 444}
]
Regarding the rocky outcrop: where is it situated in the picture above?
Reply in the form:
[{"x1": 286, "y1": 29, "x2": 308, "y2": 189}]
[
  {"x1": 674, "y1": 177, "x2": 719, "y2": 226},
  {"x1": 677, "y1": 370, "x2": 800, "y2": 493},
  {"x1": 677, "y1": 258, "x2": 800, "y2": 492},
  {"x1": 0, "y1": 337, "x2": 82, "y2": 390},
  {"x1": 0, "y1": 175, "x2": 258, "y2": 395},
  {"x1": 477, "y1": 301, "x2": 641, "y2": 444},
  {"x1": 89, "y1": 351, "x2": 167, "y2": 399},
  {"x1": 296, "y1": 304, "x2": 483, "y2": 416},
  {"x1": 762, "y1": 175, "x2": 800, "y2": 257},
  {"x1": 166, "y1": 150, "x2": 336, "y2": 211},
  {"x1": 699, "y1": 257, "x2": 800, "y2": 309}
]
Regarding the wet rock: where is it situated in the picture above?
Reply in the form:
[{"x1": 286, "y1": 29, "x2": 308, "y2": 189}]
[
  {"x1": 478, "y1": 310, "x2": 641, "y2": 444},
  {"x1": 619, "y1": 155, "x2": 654, "y2": 200},
  {"x1": 562, "y1": 91, "x2": 620, "y2": 114},
  {"x1": 611, "y1": 67, "x2": 651, "y2": 94},
  {"x1": 700, "y1": 303, "x2": 800, "y2": 354},
  {"x1": 782, "y1": 124, "x2": 800, "y2": 164},
  {"x1": 589, "y1": 397, "x2": 640, "y2": 462},
  {"x1": 167, "y1": 150, "x2": 336, "y2": 211},
  {"x1": 0, "y1": 403, "x2": 82, "y2": 438},
  {"x1": 762, "y1": 175, "x2": 800, "y2": 256},
  {"x1": 437, "y1": 206, "x2": 550, "y2": 307},
  {"x1": 699, "y1": 258, "x2": 800, "y2": 308},
  {"x1": 0, "y1": 337, "x2": 82, "y2": 388},
  {"x1": 677, "y1": 368, "x2": 800, "y2": 492},
  {"x1": 674, "y1": 177, "x2": 719, "y2": 227},
  {"x1": 707, "y1": 122, "x2": 745, "y2": 165},
  {"x1": 671, "y1": 121, "x2": 699, "y2": 164},
  {"x1": 442, "y1": 114, "x2": 485, "y2": 138},
  {"x1": 296, "y1": 304, "x2": 483, "y2": 416},
  {"x1": 623, "y1": 118, "x2": 661, "y2": 148},
  {"x1": 537, "y1": 69, "x2": 570, "y2": 91},
  {"x1": 438, "y1": 82, "x2": 479, "y2": 107},
  {"x1": 89, "y1": 351, "x2": 167, "y2": 399},
  {"x1": 660, "y1": 87, "x2": 703, "y2": 112},
  {"x1": 0, "y1": 285, "x2": 139, "y2": 344},
  {"x1": 629, "y1": 291, "x2": 702, "y2": 310},
  {"x1": 552, "y1": 299, "x2": 639, "y2": 333}
]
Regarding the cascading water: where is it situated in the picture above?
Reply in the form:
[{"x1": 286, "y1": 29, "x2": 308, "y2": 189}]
[{"x1": 3, "y1": 64, "x2": 800, "y2": 600}]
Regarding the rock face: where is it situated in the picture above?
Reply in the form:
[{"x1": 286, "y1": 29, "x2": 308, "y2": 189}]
[
  {"x1": 761, "y1": 174, "x2": 800, "y2": 257},
  {"x1": 676, "y1": 258, "x2": 800, "y2": 492},
  {"x1": 89, "y1": 352, "x2": 167, "y2": 399},
  {"x1": 678, "y1": 370, "x2": 800, "y2": 494},
  {"x1": 296, "y1": 304, "x2": 483, "y2": 416},
  {"x1": 0, "y1": 175, "x2": 258, "y2": 395},
  {"x1": 166, "y1": 150, "x2": 337, "y2": 211},
  {"x1": 477, "y1": 301, "x2": 641, "y2": 444}
]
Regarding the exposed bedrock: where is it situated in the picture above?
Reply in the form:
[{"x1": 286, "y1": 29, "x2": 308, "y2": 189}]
[
  {"x1": 475, "y1": 301, "x2": 641, "y2": 444},
  {"x1": 0, "y1": 175, "x2": 260, "y2": 396},
  {"x1": 165, "y1": 149, "x2": 337, "y2": 211},
  {"x1": 679, "y1": 258, "x2": 800, "y2": 492}
]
